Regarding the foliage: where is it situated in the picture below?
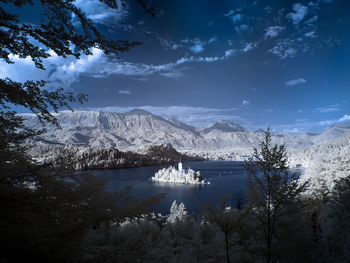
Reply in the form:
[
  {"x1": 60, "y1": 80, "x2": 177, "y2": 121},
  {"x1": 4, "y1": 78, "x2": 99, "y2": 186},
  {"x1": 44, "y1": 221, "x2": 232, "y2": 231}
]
[
  {"x1": 0, "y1": 1, "x2": 161, "y2": 262},
  {"x1": 26, "y1": 143, "x2": 203, "y2": 170},
  {"x1": 0, "y1": 0, "x2": 154, "y2": 145},
  {"x1": 166, "y1": 200, "x2": 188, "y2": 223},
  {"x1": 324, "y1": 177, "x2": 350, "y2": 262},
  {"x1": 203, "y1": 194, "x2": 251, "y2": 263},
  {"x1": 244, "y1": 128, "x2": 311, "y2": 263}
]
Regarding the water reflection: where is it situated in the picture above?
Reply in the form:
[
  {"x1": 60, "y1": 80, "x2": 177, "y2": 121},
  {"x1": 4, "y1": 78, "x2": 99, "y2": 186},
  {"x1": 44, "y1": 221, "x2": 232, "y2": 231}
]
[{"x1": 93, "y1": 161, "x2": 247, "y2": 214}]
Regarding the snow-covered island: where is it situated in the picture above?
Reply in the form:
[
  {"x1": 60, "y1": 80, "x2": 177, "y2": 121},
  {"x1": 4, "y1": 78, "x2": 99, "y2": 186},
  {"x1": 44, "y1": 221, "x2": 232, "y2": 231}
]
[{"x1": 151, "y1": 161, "x2": 210, "y2": 185}]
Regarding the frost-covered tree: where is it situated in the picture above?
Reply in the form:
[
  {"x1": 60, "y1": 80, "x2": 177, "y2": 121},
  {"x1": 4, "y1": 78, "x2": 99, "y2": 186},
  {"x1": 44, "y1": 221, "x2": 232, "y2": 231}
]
[
  {"x1": 167, "y1": 200, "x2": 188, "y2": 223},
  {"x1": 289, "y1": 133, "x2": 350, "y2": 197}
]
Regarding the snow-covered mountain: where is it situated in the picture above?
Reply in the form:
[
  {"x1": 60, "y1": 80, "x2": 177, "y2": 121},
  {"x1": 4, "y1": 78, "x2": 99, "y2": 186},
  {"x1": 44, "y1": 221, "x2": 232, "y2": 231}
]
[
  {"x1": 23, "y1": 110, "x2": 208, "y2": 150},
  {"x1": 23, "y1": 109, "x2": 350, "y2": 151},
  {"x1": 288, "y1": 132, "x2": 350, "y2": 195},
  {"x1": 200, "y1": 120, "x2": 246, "y2": 133}
]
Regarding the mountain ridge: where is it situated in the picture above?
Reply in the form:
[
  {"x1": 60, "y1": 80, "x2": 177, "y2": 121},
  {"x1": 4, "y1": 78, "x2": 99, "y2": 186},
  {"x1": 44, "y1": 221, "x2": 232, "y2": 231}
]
[
  {"x1": 200, "y1": 120, "x2": 247, "y2": 134},
  {"x1": 22, "y1": 109, "x2": 350, "y2": 151}
]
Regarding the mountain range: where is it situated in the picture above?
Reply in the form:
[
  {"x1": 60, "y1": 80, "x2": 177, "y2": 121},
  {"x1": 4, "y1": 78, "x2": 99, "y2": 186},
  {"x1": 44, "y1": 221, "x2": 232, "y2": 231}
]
[{"x1": 23, "y1": 109, "x2": 350, "y2": 151}]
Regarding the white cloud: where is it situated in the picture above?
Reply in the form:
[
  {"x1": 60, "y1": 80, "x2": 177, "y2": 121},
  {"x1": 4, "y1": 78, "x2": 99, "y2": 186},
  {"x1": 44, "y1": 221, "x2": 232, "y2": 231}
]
[
  {"x1": 208, "y1": 36, "x2": 218, "y2": 44},
  {"x1": 304, "y1": 31, "x2": 316, "y2": 38},
  {"x1": 287, "y1": 3, "x2": 308, "y2": 24},
  {"x1": 74, "y1": 0, "x2": 128, "y2": 25},
  {"x1": 264, "y1": 26, "x2": 284, "y2": 39},
  {"x1": 118, "y1": 89, "x2": 131, "y2": 95},
  {"x1": 224, "y1": 49, "x2": 236, "y2": 57},
  {"x1": 190, "y1": 42, "x2": 205, "y2": 54},
  {"x1": 242, "y1": 100, "x2": 250, "y2": 106},
  {"x1": 285, "y1": 78, "x2": 306, "y2": 86},
  {"x1": 269, "y1": 39, "x2": 297, "y2": 59},
  {"x1": 338, "y1": 115, "x2": 350, "y2": 122},
  {"x1": 0, "y1": 48, "x2": 237, "y2": 89},
  {"x1": 242, "y1": 43, "x2": 255, "y2": 53},
  {"x1": 305, "y1": 15, "x2": 318, "y2": 25},
  {"x1": 272, "y1": 114, "x2": 350, "y2": 133},
  {"x1": 315, "y1": 105, "x2": 340, "y2": 113},
  {"x1": 224, "y1": 9, "x2": 243, "y2": 24},
  {"x1": 235, "y1": 24, "x2": 249, "y2": 33},
  {"x1": 317, "y1": 114, "x2": 350, "y2": 126},
  {"x1": 160, "y1": 71, "x2": 183, "y2": 78},
  {"x1": 179, "y1": 37, "x2": 218, "y2": 54},
  {"x1": 1, "y1": 48, "x2": 106, "y2": 88}
]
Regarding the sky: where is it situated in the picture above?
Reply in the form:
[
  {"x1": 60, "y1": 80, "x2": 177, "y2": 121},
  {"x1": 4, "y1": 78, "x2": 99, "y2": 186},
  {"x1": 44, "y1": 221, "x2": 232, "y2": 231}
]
[{"x1": 1, "y1": 0, "x2": 350, "y2": 132}]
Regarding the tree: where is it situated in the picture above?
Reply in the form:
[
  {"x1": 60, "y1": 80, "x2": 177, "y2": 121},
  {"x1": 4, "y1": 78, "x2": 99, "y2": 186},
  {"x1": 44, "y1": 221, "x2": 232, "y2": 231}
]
[
  {"x1": 324, "y1": 176, "x2": 350, "y2": 262},
  {"x1": 203, "y1": 194, "x2": 251, "y2": 263},
  {"x1": 0, "y1": 0, "x2": 154, "y2": 162},
  {"x1": 167, "y1": 200, "x2": 188, "y2": 224},
  {"x1": 0, "y1": 1, "x2": 161, "y2": 262},
  {"x1": 244, "y1": 128, "x2": 311, "y2": 263}
]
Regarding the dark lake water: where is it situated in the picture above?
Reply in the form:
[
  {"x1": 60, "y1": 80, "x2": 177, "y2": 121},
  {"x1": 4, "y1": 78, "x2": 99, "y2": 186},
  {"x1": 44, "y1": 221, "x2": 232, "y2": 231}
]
[{"x1": 92, "y1": 161, "x2": 247, "y2": 215}]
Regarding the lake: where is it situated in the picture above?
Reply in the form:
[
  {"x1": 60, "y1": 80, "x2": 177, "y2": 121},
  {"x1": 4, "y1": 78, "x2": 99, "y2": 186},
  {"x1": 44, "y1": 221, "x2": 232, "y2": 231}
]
[{"x1": 92, "y1": 161, "x2": 247, "y2": 215}]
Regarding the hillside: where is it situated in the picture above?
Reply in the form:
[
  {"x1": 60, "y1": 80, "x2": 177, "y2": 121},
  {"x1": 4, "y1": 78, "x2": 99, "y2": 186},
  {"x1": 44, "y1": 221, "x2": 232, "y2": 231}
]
[
  {"x1": 23, "y1": 109, "x2": 350, "y2": 152},
  {"x1": 29, "y1": 143, "x2": 204, "y2": 170}
]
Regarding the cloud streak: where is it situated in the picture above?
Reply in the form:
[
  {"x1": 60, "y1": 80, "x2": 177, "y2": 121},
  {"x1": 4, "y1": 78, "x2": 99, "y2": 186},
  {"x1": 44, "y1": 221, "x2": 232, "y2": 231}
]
[
  {"x1": 0, "y1": 47, "x2": 237, "y2": 89},
  {"x1": 285, "y1": 78, "x2": 306, "y2": 86},
  {"x1": 315, "y1": 105, "x2": 340, "y2": 113},
  {"x1": 118, "y1": 89, "x2": 131, "y2": 95},
  {"x1": 270, "y1": 114, "x2": 350, "y2": 133}
]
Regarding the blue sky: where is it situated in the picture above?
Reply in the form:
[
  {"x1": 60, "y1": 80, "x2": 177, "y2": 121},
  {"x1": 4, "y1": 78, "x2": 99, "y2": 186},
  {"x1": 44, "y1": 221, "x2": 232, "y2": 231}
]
[{"x1": 1, "y1": 0, "x2": 349, "y2": 132}]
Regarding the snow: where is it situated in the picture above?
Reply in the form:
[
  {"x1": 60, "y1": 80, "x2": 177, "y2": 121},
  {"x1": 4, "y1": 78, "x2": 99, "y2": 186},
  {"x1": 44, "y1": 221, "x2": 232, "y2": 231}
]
[
  {"x1": 151, "y1": 162, "x2": 209, "y2": 185},
  {"x1": 166, "y1": 200, "x2": 188, "y2": 223},
  {"x1": 289, "y1": 133, "x2": 350, "y2": 195},
  {"x1": 22, "y1": 109, "x2": 350, "y2": 196},
  {"x1": 22, "y1": 109, "x2": 350, "y2": 152}
]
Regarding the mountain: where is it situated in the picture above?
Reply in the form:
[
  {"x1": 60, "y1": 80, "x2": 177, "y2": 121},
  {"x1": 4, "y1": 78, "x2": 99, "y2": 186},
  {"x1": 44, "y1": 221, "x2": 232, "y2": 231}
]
[
  {"x1": 23, "y1": 110, "x2": 207, "y2": 150},
  {"x1": 200, "y1": 120, "x2": 246, "y2": 134},
  {"x1": 23, "y1": 109, "x2": 350, "y2": 151},
  {"x1": 310, "y1": 125, "x2": 350, "y2": 144},
  {"x1": 167, "y1": 117, "x2": 200, "y2": 135}
]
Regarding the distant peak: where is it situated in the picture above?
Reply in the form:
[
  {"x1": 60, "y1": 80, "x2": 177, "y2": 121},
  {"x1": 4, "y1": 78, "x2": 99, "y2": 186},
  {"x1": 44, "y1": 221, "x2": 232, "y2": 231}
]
[
  {"x1": 255, "y1": 128, "x2": 265, "y2": 133},
  {"x1": 201, "y1": 120, "x2": 246, "y2": 133},
  {"x1": 217, "y1": 120, "x2": 231, "y2": 124},
  {"x1": 125, "y1": 109, "x2": 153, "y2": 116}
]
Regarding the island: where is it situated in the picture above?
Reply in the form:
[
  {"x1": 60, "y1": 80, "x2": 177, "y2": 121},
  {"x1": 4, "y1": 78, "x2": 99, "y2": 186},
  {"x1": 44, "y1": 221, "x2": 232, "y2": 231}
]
[{"x1": 151, "y1": 161, "x2": 210, "y2": 185}]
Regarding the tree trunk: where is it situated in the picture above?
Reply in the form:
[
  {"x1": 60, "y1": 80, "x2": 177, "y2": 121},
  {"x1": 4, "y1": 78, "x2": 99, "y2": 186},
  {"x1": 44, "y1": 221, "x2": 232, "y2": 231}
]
[{"x1": 225, "y1": 231, "x2": 230, "y2": 263}]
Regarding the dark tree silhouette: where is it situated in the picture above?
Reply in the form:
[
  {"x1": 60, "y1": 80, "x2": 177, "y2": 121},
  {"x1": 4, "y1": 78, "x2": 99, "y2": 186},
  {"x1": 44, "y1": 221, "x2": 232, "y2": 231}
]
[
  {"x1": 326, "y1": 177, "x2": 350, "y2": 262},
  {"x1": 0, "y1": 1, "x2": 162, "y2": 262},
  {"x1": 203, "y1": 194, "x2": 251, "y2": 263},
  {"x1": 244, "y1": 128, "x2": 310, "y2": 263},
  {"x1": 0, "y1": 0, "x2": 155, "y2": 169}
]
